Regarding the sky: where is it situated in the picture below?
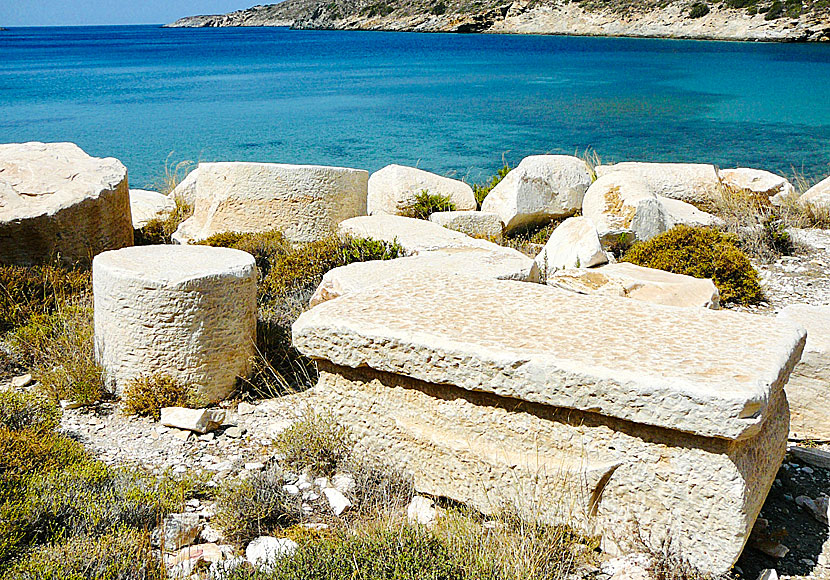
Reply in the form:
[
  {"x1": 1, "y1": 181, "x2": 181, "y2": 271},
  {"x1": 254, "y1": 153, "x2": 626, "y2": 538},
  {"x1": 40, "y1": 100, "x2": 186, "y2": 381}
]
[{"x1": 0, "y1": 1, "x2": 257, "y2": 26}]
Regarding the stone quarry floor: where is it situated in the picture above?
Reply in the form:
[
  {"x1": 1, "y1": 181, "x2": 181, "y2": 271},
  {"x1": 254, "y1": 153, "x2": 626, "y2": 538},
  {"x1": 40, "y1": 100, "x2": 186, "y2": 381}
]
[{"x1": 37, "y1": 227, "x2": 830, "y2": 578}]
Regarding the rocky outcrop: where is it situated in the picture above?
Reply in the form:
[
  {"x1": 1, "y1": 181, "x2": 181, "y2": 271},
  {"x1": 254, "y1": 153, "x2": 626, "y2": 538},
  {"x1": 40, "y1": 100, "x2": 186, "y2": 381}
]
[
  {"x1": 172, "y1": 162, "x2": 368, "y2": 244},
  {"x1": 93, "y1": 245, "x2": 257, "y2": 403},
  {"x1": 480, "y1": 155, "x2": 591, "y2": 233},
  {"x1": 0, "y1": 142, "x2": 133, "y2": 266},
  {"x1": 166, "y1": 0, "x2": 830, "y2": 42},
  {"x1": 294, "y1": 273, "x2": 805, "y2": 573},
  {"x1": 368, "y1": 164, "x2": 476, "y2": 216}
]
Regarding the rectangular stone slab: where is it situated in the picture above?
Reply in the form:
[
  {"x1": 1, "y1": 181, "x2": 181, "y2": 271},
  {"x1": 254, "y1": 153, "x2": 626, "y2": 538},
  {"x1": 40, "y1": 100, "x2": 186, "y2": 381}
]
[
  {"x1": 311, "y1": 363, "x2": 789, "y2": 575},
  {"x1": 293, "y1": 274, "x2": 805, "y2": 440}
]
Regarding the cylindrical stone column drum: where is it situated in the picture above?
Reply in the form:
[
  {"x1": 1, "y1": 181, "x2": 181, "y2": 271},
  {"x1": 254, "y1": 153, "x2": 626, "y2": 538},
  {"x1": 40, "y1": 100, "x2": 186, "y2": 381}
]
[{"x1": 93, "y1": 245, "x2": 257, "y2": 403}]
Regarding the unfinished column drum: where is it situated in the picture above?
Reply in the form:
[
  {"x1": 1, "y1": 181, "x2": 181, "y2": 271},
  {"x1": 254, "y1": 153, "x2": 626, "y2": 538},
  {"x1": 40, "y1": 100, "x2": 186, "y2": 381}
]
[{"x1": 93, "y1": 245, "x2": 257, "y2": 403}]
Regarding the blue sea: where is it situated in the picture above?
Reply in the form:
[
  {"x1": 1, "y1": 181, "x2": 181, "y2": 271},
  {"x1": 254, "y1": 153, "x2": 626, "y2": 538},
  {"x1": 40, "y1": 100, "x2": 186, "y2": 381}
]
[{"x1": 1, "y1": 25, "x2": 829, "y2": 189}]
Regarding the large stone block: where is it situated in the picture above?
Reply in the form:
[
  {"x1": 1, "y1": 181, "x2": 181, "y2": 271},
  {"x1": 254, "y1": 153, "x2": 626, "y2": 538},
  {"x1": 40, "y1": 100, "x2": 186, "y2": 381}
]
[
  {"x1": 801, "y1": 175, "x2": 830, "y2": 212},
  {"x1": 533, "y1": 216, "x2": 607, "y2": 277},
  {"x1": 294, "y1": 274, "x2": 803, "y2": 440},
  {"x1": 718, "y1": 168, "x2": 796, "y2": 206},
  {"x1": 130, "y1": 189, "x2": 175, "y2": 229},
  {"x1": 549, "y1": 263, "x2": 720, "y2": 309},
  {"x1": 173, "y1": 162, "x2": 368, "y2": 244},
  {"x1": 368, "y1": 165, "x2": 476, "y2": 216},
  {"x1": 777, "y1": 304, "x2": 830, "y2": 440},
  {"x1": 311, "y1": 363, "x2": 789, "y2": 575},
  {"x1": 481, "y1": 155, "x2": 592, "y2": 233},
  {"x1": 93, "y1": 245, "x2": 257, "y2": 403},
  {"x1": 0, "y1": 142, "x2": 133, "y2": 266},
  {"x1": 429, "y1": 210, "x2": 504, "y2": 242},
  {"x1": 309, "y1": 248, "x2": 539, "y2": 307},
  {"x1": 596, "y1": 162, "x2": 720, "y2": 207},
  {"x1": 294, "y1": 274, "x2": 804, "y2": 573}
]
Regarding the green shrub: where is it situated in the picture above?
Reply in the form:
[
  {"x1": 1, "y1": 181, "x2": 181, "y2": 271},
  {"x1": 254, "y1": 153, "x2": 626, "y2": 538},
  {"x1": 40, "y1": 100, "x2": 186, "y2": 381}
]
[
  {"x1": 133, "y1": 195, "x2": 192, "y2": 246},
  {"x1": 401, "y1": 190, "x2": 457, "y2": 221},
  {"x1": 784, "y1": 0, "x2": 802, "y2": 16},
  {"x1": 214, "y1": 467, "x2": 302, "y2": 544},
  {"x1": 0, "y1": 264, "x2": 90, "y2": 333},
  {"x1": 273, "y1": 412, "x2": 351, "y2": 477},
  {"x1": 473, "y1": 163, "x2": 511, "y2": 208},
  {"x1": 122, "y1": 374, "x2": 199, "y2": 419},
  {"x1": 622, "y1": 226, "x2": 763, "y2": 305},
  {"x1": 725, "y1": 0, "x2": 755, "y2": 8},
  {"x1": 431, "y1": 1, "x2": 448, "y2": 14},
  {"x1": 9, "y1": 301, "x2": 105, "y2": 405},
  {"x1": 0, "y1": 428, "x2": 90, "y2": 479},
  {"x1": 0, "y1": 390, "x2": 61, "y2": 434},
  {"x1": 3, "y1": 527, "x2": 164, "y2": 580},
  {"x1": 688, "y1": 2, "x2": 710, "y2": 16},
  {"x1": 765, "y1": 0, "x2": 784, "y2": 18}
]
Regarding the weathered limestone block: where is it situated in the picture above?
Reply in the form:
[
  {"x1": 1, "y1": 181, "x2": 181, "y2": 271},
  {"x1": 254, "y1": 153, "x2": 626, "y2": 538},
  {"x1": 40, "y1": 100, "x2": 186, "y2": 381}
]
[
  {"x1": 429, "y1": 210, "x2": 504, "y2": 242},
  {"x1": 581, "y1": 173, "x2": 670, "y2": 245},
  {"x1": 93, "y1": 245, "x2": 257, "y2": 403},
  {"x1": 170, "y1": 167, "x2": 199, "y2": 205},
  {"x1": 312, "y1": 363, "x2": 788, "y2": 575},
  {"x1": 596, "y1": 162, "x2": 720, "y2": 207},
  {"x1": 481, "y1": 155, "x2": 592, "y2": 233},
  {"x1": 173, "y1": 162, "x2": 368, "y2": 244},
  {"x1": 533, "y1": 216, "x2": 607, "y2": 277},
  {"x1": 659, "y1": 196, "x2": 721, "y2": 228},
  {"x1": 549, "y1": 263, "x2": 720, "y2": 309},
  {"x1": 777, "y1": 305, "x2": 830, "y2": 440},
  {"x1": 338, "y1": 214, "x2": 506, "y2": 256},
  {"x1": 801, "y1": 175, "x2": 830, "y2": 212},
  {"x1": 368, "y1": 165, "x2": 476, "y2": 216},
  {"x1": 294, "y1": 274, "x2": 804, "y2": 573},
  {"x1": 718, "y1": 168, "x2": 796, "y2": 206},
  {"x1": 130, "y1": 189, "x2": 175, "y2": 229},
  {"x1": 0, "y1": 142, "x2": 133, "y2": 266},
  {"x1": 309, "y1": 247, "x2": 539, "y2": 307}
]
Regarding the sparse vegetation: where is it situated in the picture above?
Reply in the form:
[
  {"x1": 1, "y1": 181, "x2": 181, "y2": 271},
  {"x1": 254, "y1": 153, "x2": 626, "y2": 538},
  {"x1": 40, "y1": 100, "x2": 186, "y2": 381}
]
[
  {"x1": 431, "y1": 1, "x2": 448, "y2": 14},
  {"x1": 0, "y1": 264, "x2": 90, "y2": 333},
  {"x1": 273, "y1": 412, "x2": 351, "y2": 477},
  {"x1": 134, "y1": 194, "x2": 193, "y2": 246},
  {"x1": 401, "y1": 190, "x2": 457, "y2": 220},
  {"x1": 622, "y1": 225, "x2": 763, "y2": 305},
  {"x1": 122, "y1": 374, "x2": 200, "y2": 419},
  {"x1": 688, "y1": 1, "x2": 710, "y2": 16},
  {"x1": 0, "y1": 390, "x2": 61, "y2": 434}
]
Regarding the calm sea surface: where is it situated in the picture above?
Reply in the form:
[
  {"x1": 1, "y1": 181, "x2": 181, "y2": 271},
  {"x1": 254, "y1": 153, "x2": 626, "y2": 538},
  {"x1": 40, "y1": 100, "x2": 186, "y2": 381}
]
[{"x1": 1, "y1": 25, "x2": 829, "y2": 189}]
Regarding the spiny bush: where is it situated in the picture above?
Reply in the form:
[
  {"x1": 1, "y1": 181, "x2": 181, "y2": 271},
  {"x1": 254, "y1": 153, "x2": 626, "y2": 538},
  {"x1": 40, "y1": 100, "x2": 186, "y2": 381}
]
[
  {"x1": 9, "y1": 301, "x2": 105, "y2": 405},
  {"x1": 473, "y1": 163, "x2": 511, "y2": 208},
  {"x1": 3, "y1": 526, "x2": 164, "y2": 580},
  {"x1": 0, "y1": 264, "x2": 90, "y2": 333},
  {"x1": 401, "y1": 190, "x2": 456, "y2": 220},
  {"x1": 214, "y1": 466, "x2": 303, "y2": 544},
  {"x1": 622, "y1": 226, "x2": 763, "y2": 305},
  {"x1": 0, "y1": 390, "x2": 61, "y2": 434},
  {"x1": 133, "y1": 194, "x2": 193, "y2": 246},
  {"x1": 273, "y1": 412, "x2": 351, "y2": 477},
  {"x1": 688, "y1": 1, "x2": 710, "y2": 16},
  {"x1": 122, "y1": 374, "x2": 200, "y2": 419}
]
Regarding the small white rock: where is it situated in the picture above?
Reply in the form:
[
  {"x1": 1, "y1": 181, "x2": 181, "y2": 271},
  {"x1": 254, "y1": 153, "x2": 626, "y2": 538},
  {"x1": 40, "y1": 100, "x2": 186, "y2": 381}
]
[
  {"x1": 322, "y1": 487, "x2": 352, "y2": 516},
  {"x1": 244, "y1": 462, "x2": 264, "y2": 471},
  {"x1": 11, "y1": 373, "x2": 33, "y2": 388},
  {"x1": 246, "y1": 536, "x2": 298, "y2": 571},
  {"x1": 407, "y1": 496, "x2": 437, "y2": 526},
  {"x1": 332, "y1": 473, "x2": 356, "y2": 494}
]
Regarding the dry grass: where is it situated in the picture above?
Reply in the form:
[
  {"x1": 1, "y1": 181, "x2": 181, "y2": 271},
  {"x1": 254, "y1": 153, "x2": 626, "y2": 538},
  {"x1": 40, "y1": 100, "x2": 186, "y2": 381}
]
[
  {"x1": 122, "y1": 374, "x2": 201, "y2": 419},
  {"x1": 154, "y1": 155, "x2": 195, "y2": 196}
]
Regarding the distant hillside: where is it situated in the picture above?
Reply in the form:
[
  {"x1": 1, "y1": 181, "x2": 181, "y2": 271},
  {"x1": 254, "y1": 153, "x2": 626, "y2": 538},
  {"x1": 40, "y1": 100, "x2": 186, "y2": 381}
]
[{"x1": 166, "y1": 0, "x2": 830, "y2": 41}]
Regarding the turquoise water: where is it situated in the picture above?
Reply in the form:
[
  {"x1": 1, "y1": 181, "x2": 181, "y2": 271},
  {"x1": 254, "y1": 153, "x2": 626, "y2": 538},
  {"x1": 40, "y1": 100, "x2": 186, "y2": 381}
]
[{"x1": 1, "y1": 25, "x2": 829, "y2": 189}]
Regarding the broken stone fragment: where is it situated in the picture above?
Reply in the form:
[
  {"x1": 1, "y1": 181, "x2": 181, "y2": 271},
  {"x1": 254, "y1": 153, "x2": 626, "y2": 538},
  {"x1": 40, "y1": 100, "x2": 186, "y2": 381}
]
[{"x1": 160, "y1": 407, "x2": 226, "y2": 434}]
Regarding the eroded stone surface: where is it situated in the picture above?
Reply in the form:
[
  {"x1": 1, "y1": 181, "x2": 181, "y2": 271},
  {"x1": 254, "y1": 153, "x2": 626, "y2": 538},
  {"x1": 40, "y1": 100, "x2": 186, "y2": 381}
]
[
  {"x1": 533, "y1": 216, "x2": 607, "y2": 277},
  {"x1": 429, "y1": 210, "x2": 503, "y2": 242},
  {"x1": 581, "y1": 173, "x2": 670, "y2": 245},
  {"x1": 719, "y1": 168, "x2": 796, "y2": 205},
  {"x1": 659, "y1": 196, "x2": 721, "y2": 228},
  {"x1": 0, "y1": 142, "x2": 133, "y2": 266},
  {"x1": 309, "y1": 247, "x2": 539, "y2": 307},
  {"x1": 777, "y1": 305, "x2": 830, "y2": 440},
  {"x1": 130, "y1": 189, "x2": 175, "y2": 229},
  {"x1": 173, "y1": 162, "x2": 367, "y2": 244},
  {"x1": 550, "y1": 263, "x2": 720, "y2": 309},
  {"x1": 312, "y1": 363, "x2": 789, "y2": 575},
  {"x1": 802, "y1": 176, "x2": 830, "y2": 211},
  {"x1": 93, "y1": 245, "x2": 257, "y2": 403},
  {"x1": 368, "y1": 164, "x2": 476, "y2": 216},
  {"x1": 293, "y1": 273, "x2": 805, "y2": 440},
  {"x1": 596, "y1": 162, "x2": 720, "y2": 207},
  {"x1": 170, "y1": 167, "x2": 199, "y2": 205},
  {"x1": 338, "y1": 214, "x2": 506, "y2": 255},
  {"x1": 481, "y1": 155, "x2": 591, "y2": 232}
]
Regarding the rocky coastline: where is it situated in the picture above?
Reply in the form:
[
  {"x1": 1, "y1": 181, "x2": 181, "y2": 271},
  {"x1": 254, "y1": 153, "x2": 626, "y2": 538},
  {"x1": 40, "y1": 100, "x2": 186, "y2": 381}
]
[{"x1": 165, "y1": 0, "x2": 830, "y2": 42}]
